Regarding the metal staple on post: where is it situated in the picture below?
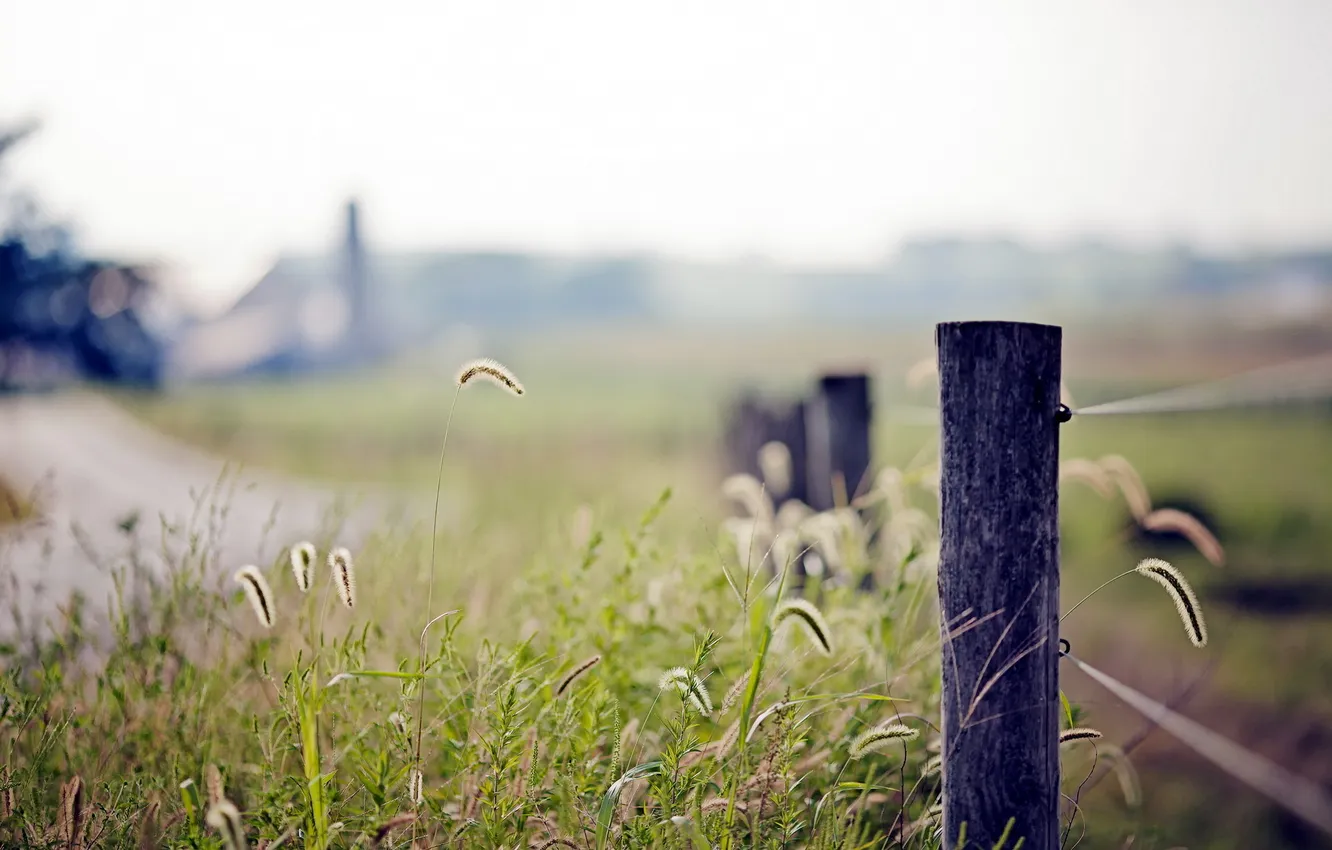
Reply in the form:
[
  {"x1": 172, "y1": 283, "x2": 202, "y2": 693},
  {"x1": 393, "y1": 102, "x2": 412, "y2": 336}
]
[{"x1": 936, "y1": 321, "x2": 1063, "y2": 849}]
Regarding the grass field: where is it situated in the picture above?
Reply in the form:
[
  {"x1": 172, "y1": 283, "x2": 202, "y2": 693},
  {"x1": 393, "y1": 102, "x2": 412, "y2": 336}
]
[
  {"x1": 5, "y1": 322, "x2": 1331, "y2": 848},
  {"x1": 0, "y1": 475, "x2": 36, "y2": 526}
]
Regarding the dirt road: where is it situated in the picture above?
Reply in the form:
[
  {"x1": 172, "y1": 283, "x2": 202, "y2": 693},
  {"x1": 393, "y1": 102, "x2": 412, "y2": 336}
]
[{"x1": 0, "y1": 391, "x2": 424, "y2": 640}]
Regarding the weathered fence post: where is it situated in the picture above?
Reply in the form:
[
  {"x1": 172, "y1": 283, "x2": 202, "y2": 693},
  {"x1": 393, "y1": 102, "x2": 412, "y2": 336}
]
[
  {"x1": 936, "y1": 321, "x2": 1062, "y2": 849},
  {"x1": 722, "y1": 394, "x2": 809, "y2": 506},
  {"x1": 722, "y1": 392, "x2": 768, "y2": 478},
  {"x1": 770, "y1": 400, "x2": 809, "y2": 506},
  {"x1": 805, "y1": 373, "x2": 873, "y2": 511}
]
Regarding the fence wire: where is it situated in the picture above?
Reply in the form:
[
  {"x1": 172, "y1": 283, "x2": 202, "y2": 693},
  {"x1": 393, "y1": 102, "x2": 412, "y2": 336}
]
[
  {"x1": 1071, "y1": 352, "x2": 1332, "y2": 416},
  {"x1": 1066, "y1": 652, "x2": 1332, "y2": 838}
]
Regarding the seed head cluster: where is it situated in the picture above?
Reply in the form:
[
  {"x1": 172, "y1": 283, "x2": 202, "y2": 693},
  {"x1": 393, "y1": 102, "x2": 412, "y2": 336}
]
[{"x1": 659, "y1": 667, "x2": 713, "y2": 715}]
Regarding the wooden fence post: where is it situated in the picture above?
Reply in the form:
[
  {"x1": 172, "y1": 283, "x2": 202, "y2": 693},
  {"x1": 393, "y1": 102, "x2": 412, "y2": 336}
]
[
  {"x1": 769, "y1": 400, "x2": 808, "y2": 507},
  {"x1": 722, "y1": 394, "x2": 809, "y2": 507},
  {"x1": 936, "y1": 321, "x2": 1062, "y2": 849},
  {"x1": 805, "y1": 373, "x2": 873, "y2": 511},
  {"x1": 722, "y1": 392, "x2": 768, "y2": 480}
]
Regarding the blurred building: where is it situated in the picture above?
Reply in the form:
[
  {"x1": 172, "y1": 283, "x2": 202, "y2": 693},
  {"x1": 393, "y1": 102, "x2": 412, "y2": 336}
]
[
  {"x1": 169, "y1": 198, "x2": 661, "y2": 381},
  {"x1": 169, "y1": 199, "x2": 1332, "y2": 382}
]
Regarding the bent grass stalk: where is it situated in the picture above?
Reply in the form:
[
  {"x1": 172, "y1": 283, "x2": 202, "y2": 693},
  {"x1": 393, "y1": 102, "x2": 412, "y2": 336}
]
[
  {"x1": 1060, "y1": 727, "x2": 1104, "y2": 745},
  {"x1": 1140, "y1": 508, "x2": 1226, "y2": 567},
  {"x1": 415, "y1": 357, "x2": 523, "y2": 830},
  {"x1": 298, "y1": 545, "x2": 358, "y2": 850},
  {"x1": 719, "y1": 553, "x2": 794, "y2": 850},
  {"x1": 771, "y1": 597, "x2": 833, "y2": 655},
  {"x1": 849, "y1": 722, "x2": 918, "y2": 759},
  {"x1": 329, "y1": 547, "x2": 355, "y2": 609},
  {"x1": 290, "y1": 542, "x2": 316, "y2": 593},
  {"x1": 205, "y1": 799, "x2": 247, "y2": 850},
  {"x1": 556, "y1": 654, "x2": 601, "y2": 697},
  {"x1": 295, "y1": 663, "x2": 329, "y2": 850},
  {"x1": 233, "y1": 566, "x2": 274, "y2": 629},
  {"x1": 1062, "y1": 558, "x2": 1207, "y2": 649},
  {"x1": 1135, "y1": 558, "x2": 1207, "y2": 647}
]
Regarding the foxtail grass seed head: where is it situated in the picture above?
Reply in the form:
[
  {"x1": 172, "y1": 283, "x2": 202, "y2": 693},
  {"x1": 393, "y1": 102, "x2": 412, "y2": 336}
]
[
  {"x1": 905, "y1": 356, "x2": 937, "y2": 388},
  {"x1": 232, "y1": 566, "x2": 274, "y2": 628},
  {"x1": 659, "y1": 667, "x2": 713, "y2": 715},
  {"x1": 289, "y1": 541, "x2": 315, "y2": 592},
  {"x1": 205, "y1": 799, "x2": 247, "y2": 850},
  {"x1": 722, "y1": 473, "x2": 774, "y2": 523},
  {"x1": 757, "y1": 441, "x2": 793, "y2": 496},
  {"x1": 0, "y1": 766, "x2": 13, "y2": 818},
  {"x1": 849, "y1": 722, "x2": 919, "y2": 759},
  {"x1": 456, "y1": 357, "x2": 524, "y2": 395},
  {"x1": 58, "y1": 775, "x2": 84, "y2": 847},
  {"x1": 1059, "y1": 458, "x2": 1115, "y2": 499},
  {"x1": 702, "y1": 797, "x2": 747, "y2": 814},
  {"x1": 871, "y1": 466, "x2": 908, "y2": 513},
  {"x1": 772, "y1": 597, "x2": 833, "y2": 655},
  {"x1": 329, "y1": 547, "x2": 356, "y2": 609},
  {"x1": 372, "y1": 813, "x2": 417, "y2": 846},
  {"x1": 204, "y1": 763, "x2": 224, "y2": 806},
  {"x1": 1135, "y1": 558, "x2": 1207, "y2": 647},
  {"x1": 775, "y1": 499, "x2": 813, "y2": 531},
  {"x1": 721, "y1": 670, "x2": 752, "y2": 714},
  {"x1": 137, "y1": 799, "x2": 162, "y2": 848},
  {"x1": 556, "y1": 655, "x2": 601, "y2": 696},
  {"x1": 1101, "y1": 454, "x2": 1152, "y2": 520},
  {"x1": 713, "y1": 717, "x2": 743, "y2": 761},
  {"x1": 798, "y1": 515, "x2": 844, "y2": 570},
  {"x1": 1060, "y1": 727, "x2": 1104, "y2": 745},
  {"x1": 1141, "y1": 508, "x2": 1226, "y2": 567}
]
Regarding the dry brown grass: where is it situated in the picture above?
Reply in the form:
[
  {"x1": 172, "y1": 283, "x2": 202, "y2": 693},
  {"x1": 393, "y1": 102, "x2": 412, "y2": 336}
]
[{"x1": 0, "y1": 474, "x2": 35, "y2": 525}]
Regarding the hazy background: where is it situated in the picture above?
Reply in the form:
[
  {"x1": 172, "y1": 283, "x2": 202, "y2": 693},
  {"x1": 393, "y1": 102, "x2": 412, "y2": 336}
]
[
  {"x1": 4, "y1": 0, "x2": 1332, "y2": 317},
  {"x1": 2, "y1": 3, "x2": 1332, "y2": 849}
]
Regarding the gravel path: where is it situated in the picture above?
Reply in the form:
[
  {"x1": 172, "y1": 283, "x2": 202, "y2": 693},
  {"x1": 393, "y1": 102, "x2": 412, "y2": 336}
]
[{"x1": 0, "y1": 391, "x2": 426, "y2": 641}]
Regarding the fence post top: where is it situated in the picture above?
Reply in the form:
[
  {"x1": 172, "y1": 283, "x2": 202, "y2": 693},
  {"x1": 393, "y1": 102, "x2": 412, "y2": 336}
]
[
  {"x1": 935, "y1": 320, "x2": 1063, "y2": 333},
  {"x1": 817, "y1": 372, "x2": 871, "y2": 389}
]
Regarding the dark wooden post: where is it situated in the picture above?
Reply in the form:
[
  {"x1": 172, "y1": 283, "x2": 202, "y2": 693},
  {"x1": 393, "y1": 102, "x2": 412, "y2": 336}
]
[
  {"x1": 805, "y1": 373, "x2": 873, "y2": 511},
  {"x1": 769, "y1": 400, "x2": 808, "y2": 506},
  {"x1": 936, "y1": 321, "x2": 1062, "y2": 849},
  {"x1": 722, "y1": 392, "x2": 767, "y2": 481},
  {"x1": 722, "y1": 394, "x2": 809, "y2": 507}
]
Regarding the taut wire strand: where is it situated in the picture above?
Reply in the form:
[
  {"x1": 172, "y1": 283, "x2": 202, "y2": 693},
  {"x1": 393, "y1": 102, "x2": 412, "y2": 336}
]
[
  {"x1": 1071, "y1": 352, "x2": 1332, "y2": 416},
  {"x1": 1066, "y1": 652, "x2": 1332, "y2": 837}
]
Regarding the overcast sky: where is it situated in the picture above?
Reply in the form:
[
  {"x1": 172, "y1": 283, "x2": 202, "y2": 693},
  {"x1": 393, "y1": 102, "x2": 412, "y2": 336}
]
[{"x1": 3, "y1": 0, "x2": 1331, "y2": 313}]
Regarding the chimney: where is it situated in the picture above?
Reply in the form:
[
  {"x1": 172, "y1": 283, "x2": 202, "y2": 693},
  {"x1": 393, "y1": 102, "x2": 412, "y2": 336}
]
[{"x1": 342, "y1": 197, "x2": 374, "y2": 358}]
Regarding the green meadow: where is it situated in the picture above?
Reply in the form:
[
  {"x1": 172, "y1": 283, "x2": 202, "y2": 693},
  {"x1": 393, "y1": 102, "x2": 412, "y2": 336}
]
[{"x1": 3, "y1": 322, "x2": 1329, "y2": 848}]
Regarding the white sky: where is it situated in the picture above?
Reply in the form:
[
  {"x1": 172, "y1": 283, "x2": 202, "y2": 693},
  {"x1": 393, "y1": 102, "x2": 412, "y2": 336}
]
[{"x1": 3, "y1": 0, "x2": 1331, "y2": 313}]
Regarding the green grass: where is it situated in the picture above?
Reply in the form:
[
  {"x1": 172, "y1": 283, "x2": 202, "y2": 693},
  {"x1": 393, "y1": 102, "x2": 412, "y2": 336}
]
[
  {"x1": 2, "y1": 363, "x2": 964, "y2": 849},
  {"x1": 7, "y1": 333, "x2": 1332, "y2": 849}
]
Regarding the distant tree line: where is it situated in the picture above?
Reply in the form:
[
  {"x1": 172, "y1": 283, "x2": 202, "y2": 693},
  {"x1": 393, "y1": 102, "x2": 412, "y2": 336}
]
[{"x1": 0, "y1": 121, "x2": 164, "y2": 391}]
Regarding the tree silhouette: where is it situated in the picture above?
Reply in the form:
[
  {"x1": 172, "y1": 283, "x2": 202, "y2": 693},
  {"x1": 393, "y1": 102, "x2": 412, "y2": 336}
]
[{"x1": 1, "y1": 120, "x2": 164, "y2": 390}]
